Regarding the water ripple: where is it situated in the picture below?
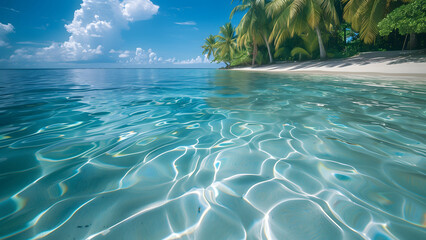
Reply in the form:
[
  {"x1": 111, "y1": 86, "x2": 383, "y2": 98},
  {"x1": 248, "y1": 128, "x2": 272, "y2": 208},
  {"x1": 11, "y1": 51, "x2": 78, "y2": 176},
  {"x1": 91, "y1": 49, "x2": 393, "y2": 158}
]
[{"x1": 0, "y1": 69, "x2": 425, "y2": 239}]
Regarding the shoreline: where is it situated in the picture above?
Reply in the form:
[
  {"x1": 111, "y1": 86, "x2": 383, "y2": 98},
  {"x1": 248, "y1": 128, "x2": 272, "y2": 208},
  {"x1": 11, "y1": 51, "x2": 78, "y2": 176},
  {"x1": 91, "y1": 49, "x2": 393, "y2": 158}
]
[{"x1": 229, "y1": 50, "x2": 426, "y2": 78}]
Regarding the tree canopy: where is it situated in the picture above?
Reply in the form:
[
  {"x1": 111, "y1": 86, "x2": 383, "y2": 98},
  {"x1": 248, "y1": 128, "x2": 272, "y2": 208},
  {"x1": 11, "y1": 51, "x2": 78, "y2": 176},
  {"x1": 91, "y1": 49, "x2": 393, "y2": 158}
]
[
  {"x1": 214, "y1": 23, "x2": 237, "y2": 66},
  {"x1": 202, "y1": 0, "x2": 426, "y2": 67},
  {"x1": 202, "y1": 35, "x2": 217, "y2": 60},
  {"x1": 231, "y1": 0, "x2": 274, "y2": 65},
  {"x1": 378, "y1": 0, "x2": 426, "y2": 36}
]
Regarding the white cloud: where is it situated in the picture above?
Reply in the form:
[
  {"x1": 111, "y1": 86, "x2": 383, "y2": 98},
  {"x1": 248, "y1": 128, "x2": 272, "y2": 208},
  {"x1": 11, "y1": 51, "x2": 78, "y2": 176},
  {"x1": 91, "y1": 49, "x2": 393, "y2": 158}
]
[
  {"x1": 203, "y1": 54, "x2": 210, "y2": 63},
  {"x1": 165, "y1": 57, "x2": 176, "y2": 63},
  {"x1": 0, "y1": 40, "x2": 8, "y2": 47},
  {"x1": 0, "y1": 7, "x2": 19, "y2": 13},
  {"x1": 174, "y1": 54, "x2": 210, "y2": 64},
  {"x1": 176, "y1": 56, "x2": 203, "y2": 64},
  {"x1": 118, "y1": 50, "x2": 130, "y2": 58},
  {"x1": 132, "y1": 48, "x2": 159, "y2": 64},
  {"x1": 110, "y1": 47, "x2": 161, "y2": 64},
  {"x1": 0, "y1": 23, "x2": 14, "y2": 32},
  {"x1": 111, "y1": 50, "x2": 213, "y2": 66},
  {"x1": 10, "y1": 0, "x2": 159, "y2": 63},
  {"x1": 0, "y1": 22, "x2": 14, "y2": 47},
  {"x1": 121, "y1": 0, "x2": 159, "y2": 21},
  {"x1": 175, "y1": 21, "x2": 196, "y2": 26}
]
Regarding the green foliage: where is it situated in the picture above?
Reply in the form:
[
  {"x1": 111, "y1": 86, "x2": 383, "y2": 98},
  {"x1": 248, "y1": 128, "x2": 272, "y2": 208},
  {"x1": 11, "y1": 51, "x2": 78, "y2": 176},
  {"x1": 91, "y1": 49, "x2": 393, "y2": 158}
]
[
  {"x1": 201, "y1": 35, "x2": 217, "y2": 60},
  {"x1": 343, "y1": 0, "x2": 411, "y2": 44},
  {"x1": 231, "y1": 0, "x2": 274, "y2": 65},
  {"x1": 230, "y1": 48, "x2": 252, "y2": 66},
  {"x1": 290, "y1": 47, "x2": 312, "y2": 59},
  {"x1": 267, "y1": 0, "x2": 339, "y2": 59},
  {"x1": 274, "y1": 47, "x2": 287, "y2": 58},
  {"x1": 378, "y1": 0, "x2": 426, "y2": 36},
  {"x1": 214, "y1": 23, "x2": 237, "y2": 66},
  {"x1": 299, "y1": 31, "x2": 319, "y2": 54},
  {"x1": 255, "y1": 50, "x2": 267, "y2": 65},
  {"x1": 343, "y1": 0, "x2": 388, "y2": 44},
  {"x1": 201, "y1": 0, "x2": 426, "y2": 67}
]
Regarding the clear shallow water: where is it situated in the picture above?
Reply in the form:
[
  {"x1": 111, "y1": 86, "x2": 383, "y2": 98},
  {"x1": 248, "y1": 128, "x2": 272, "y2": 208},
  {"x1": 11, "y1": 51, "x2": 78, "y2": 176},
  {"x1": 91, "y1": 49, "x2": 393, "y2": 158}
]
[{"x1": 0, "y1": 69, "x2": 425, "y2": 240}]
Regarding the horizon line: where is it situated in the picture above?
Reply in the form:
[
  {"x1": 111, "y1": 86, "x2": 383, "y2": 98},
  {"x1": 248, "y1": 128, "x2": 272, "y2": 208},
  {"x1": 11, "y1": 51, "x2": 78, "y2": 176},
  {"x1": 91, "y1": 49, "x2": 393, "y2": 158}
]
[{"x1": 0, "y1": 67, "x2": 222, "y2": 70}]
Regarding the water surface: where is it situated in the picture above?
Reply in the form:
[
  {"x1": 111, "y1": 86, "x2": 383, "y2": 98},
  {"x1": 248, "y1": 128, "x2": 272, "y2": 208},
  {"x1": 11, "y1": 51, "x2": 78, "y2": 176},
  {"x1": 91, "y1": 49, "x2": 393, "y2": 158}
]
[{"x1": 0, "y1": 69, "x2": 425, "y2": 239}]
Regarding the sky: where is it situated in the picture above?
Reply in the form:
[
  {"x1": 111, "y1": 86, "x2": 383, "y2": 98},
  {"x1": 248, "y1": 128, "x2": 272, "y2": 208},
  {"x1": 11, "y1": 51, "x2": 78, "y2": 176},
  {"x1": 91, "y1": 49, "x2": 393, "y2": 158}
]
[{"x1": 0, "y1": 0, "x2": 243, "y2": 68}]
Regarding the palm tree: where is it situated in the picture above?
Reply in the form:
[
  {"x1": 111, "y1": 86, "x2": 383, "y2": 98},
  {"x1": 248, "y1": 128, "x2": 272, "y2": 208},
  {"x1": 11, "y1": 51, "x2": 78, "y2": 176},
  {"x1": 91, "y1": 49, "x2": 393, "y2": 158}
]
[
  {"x1": 231, "y1": 0, "x2": 274, "y2": 66},
  {"x1": 267, "y1": 0, "x2": 339, "y2": 59},
  {"x1": 343, "y1": 0, "x2": 408, "y2": 44},
  {"x1": 291, "y1": 31, "x2": 319, "y2": 60},
  {"x1": 215, "y1": 23, "x2": 237, "y2": 67},
  {"x1": 202, "y1": 35, "x2": 217, "y2": 61}
]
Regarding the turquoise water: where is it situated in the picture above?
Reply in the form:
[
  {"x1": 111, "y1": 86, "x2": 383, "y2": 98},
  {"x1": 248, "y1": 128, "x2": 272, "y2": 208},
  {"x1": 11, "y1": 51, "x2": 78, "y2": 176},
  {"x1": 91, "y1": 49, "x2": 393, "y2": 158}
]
[{"x1": 0, "y1": 69, "x2": 425, "y2": 240}]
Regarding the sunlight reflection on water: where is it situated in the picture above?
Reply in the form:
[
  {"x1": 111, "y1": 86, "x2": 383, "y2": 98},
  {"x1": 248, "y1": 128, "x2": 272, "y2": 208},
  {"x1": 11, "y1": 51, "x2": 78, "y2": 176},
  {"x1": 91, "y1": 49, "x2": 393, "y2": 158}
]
[{"x1": 0, "y1": 69, "x2": 425, "y2": 240}]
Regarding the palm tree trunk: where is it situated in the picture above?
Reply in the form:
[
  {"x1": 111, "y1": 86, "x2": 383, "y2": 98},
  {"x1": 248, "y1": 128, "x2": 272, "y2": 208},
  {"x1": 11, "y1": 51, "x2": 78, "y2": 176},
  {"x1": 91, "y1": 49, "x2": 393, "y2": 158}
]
[
  {"x1": 263, "y1": 33, "x2": 273, "y2": 64},
  {"x1": 252, "y1": 35, "x2": 258, "y2": 66},
  {"x1": 402, "y1": 34, "x2": 408, "y2": 51},
  {"x1": 315, "y1": 27, "x2": 326, "y2": 60}
]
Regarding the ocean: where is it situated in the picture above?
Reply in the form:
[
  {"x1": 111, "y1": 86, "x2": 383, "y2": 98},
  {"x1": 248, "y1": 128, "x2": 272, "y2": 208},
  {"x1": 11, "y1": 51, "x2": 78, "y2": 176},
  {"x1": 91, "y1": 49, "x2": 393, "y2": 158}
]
[{"x1": 0, "y1": 69, "x2": 425, "y2": 239}]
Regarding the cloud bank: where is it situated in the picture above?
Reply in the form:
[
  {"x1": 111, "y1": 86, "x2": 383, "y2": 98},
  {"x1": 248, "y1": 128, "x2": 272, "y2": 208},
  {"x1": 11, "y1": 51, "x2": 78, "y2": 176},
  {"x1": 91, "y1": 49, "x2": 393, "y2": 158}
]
[
  {"x1": 5, "y1": 0, "x2": 215, "y2": 66},
  {"x1": 163, "y1": 54, "x2": 210, "y2": 65},
  {"x1": 10, "y1": 0, "x2": 159, "y2": 63},
  {"x1": 0, "y1": 22, "x2": 14, "y2": 47},
  {"x1": 174, "y1": 55, "x2": 210, "y2": 64},
  {"x1": 110, "y1": 47, "x2": 162, "y2": 64}
]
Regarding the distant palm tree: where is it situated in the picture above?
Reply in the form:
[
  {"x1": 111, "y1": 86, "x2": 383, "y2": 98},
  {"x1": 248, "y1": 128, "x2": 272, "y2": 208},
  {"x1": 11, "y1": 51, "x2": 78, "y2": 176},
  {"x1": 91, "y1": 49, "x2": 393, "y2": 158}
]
[
  {"x1": 231, "y1": 0, "x2": 273, "y2": 66},
  {"x1": 267, "y1": 0, "x2": 339, "y2": 59},
  {"x1": 215, "y1": 23, "x2": 237, "y2": 67},
  {"x1": 202, "y1": 34, "x2": 217, "y2": 61},
  {"x1": 343, "y1": 0, "x2": 408, "y2": 44}
]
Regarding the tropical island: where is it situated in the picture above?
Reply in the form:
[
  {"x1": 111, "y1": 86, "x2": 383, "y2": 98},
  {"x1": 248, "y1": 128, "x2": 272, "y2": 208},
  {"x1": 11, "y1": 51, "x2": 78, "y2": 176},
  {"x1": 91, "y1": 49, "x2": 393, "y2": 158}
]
[{"x1": 202, "y1": 0, "x2": 426, "y2": 74}]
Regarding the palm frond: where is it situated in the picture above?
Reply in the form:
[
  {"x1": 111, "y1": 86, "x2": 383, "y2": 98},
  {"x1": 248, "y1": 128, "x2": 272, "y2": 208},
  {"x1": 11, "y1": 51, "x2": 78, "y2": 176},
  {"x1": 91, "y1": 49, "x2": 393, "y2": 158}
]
[
  {"x1": 230, "y1": 4, "x2": 251, "y2": 19},
  {"x1": 289, "y1": 0, "x2": 308, "y2": 19},
  {"x1": 353, "y1": 0, "x2": 387, "y2": 43},
  {"x1": 290, "y1": 47, "x2": 312, "y2": 58}
]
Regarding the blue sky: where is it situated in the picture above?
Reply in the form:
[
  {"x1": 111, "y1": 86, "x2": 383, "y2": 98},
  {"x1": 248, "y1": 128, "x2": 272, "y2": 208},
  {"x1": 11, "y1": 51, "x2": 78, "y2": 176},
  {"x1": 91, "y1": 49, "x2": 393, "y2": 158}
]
[{"x1": 0, "y1": 0, "x2": 243, "y2": 68}]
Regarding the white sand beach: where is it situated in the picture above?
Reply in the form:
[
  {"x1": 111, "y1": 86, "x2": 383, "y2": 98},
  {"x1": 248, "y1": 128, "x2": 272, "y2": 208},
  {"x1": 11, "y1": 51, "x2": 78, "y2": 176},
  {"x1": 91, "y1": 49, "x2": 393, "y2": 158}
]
[{"x1": 231, "y1": 50, "x2": 426, "y2": 76}]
